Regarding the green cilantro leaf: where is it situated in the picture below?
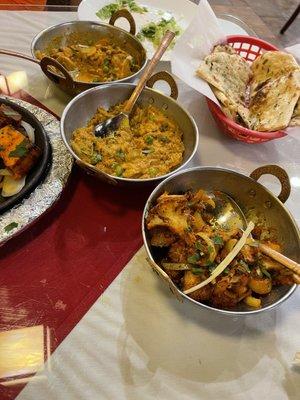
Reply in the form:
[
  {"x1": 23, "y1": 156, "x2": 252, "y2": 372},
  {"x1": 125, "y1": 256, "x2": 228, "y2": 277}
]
[
  {"x1": 4, "y1": 222, "x2": 18, "y2": 233},
  {"x1": 192, "y1": 267, "x2": 204, "y2": 275},
  {"x1": 212, "y1": 235, "x2": 223, "y2": 245},
  {"x1": 9, "y1": 139, "x2": 28, "y2": 158},
  {"x1": 187, "y1": 253, "x2": 200, "y2": 264},
  {"x1": 261, "y1": 268, "x2": 271, "y2": 279}
]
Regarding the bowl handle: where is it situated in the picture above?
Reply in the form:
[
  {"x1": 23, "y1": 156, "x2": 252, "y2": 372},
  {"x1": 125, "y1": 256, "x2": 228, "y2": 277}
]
[
  {"x1": 40, "y1": 56, "x2": 74, "y2": 90},
  {"x1": 146, "y1": 71, "x2": 179, "y2": 100},
  {"x1": 250, "y1": 165, "x2": 291, "y2": 203},
  {"x1": 109, "y1": 9, "x2": 136, "y2": 36},
  {"x1": 146, "y1": 257, "x2": 183, "y2": 302}
]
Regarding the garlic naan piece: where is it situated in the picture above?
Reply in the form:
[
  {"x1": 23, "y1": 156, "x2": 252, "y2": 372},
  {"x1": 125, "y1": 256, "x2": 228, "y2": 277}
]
[
  {"x1": 196, "y1": 52, "x2": 252, "y2": 108},
  {"x1": 249, "y1": 71, "x2": 300, "y2": 131},
  {"x1": 213, "y1": 44, "x2": 237, "y2": 55},
  {"x1": 212, "y1": 86, "x2": 250, "y2": 125},
  {"x1": 251, "y1": 51, "x2": 299, "y2": 97}
]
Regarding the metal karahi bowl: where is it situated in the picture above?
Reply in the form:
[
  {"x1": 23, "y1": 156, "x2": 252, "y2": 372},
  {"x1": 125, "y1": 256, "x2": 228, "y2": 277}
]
[
  {"x1": 60, "y1": 71, "x2": 199, "y2": 185},
  {"x1": 142, "y1": 165, "x2": 299, "y2": 315},
  {"x1": 30, "y1": 12, "x2": 147, "y2": 96}
]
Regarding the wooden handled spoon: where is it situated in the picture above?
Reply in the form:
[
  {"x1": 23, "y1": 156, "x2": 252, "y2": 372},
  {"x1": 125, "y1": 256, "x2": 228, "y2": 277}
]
[{"x1": 94, "y1": 30, "x2": 175, "y2": 138}]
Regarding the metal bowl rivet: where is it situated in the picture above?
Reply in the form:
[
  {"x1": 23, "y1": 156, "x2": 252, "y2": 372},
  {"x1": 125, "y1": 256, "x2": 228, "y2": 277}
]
[
  {"x1": 148, "y1": 97, "x2": 154, "y2": 104},
  {"x1": 264, "y1": 200, "x2": 272, "y2": 209},
  {"x1": 162, "y1": 103, "x2": 168, "y2": 110},
  {"x1": 249, "y1": 189, "x2": 256, "y2": 197}
]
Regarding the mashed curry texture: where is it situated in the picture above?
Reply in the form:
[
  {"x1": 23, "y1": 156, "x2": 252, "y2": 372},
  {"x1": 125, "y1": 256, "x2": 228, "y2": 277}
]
[
  {"x1": 35, "y1": 38, "x2": 139, "y2": 83},
  {"x1": 71, "y1": 103, "x2": 184, "y2": 179}
]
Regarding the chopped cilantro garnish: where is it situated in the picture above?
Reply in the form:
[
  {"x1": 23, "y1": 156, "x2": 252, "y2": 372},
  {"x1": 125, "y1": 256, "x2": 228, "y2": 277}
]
[
  {"x1": 212, "y1": 235, "x2": 223, "y2": 245},
  {"x1": 187, "y1": 253, "x2": 200, "y2": 264},
  {"x1": 261, "y1": 268, "x2": 271, "y2": 279},
  {"x1": 192, "y1": 267, "x2": 204, "y2": 275},
  {"x1": 4, "y1": 222, "x2": 18, "y2": 233},
  {"x1": 9, "y1": 139, "x2": 28, "y2": 158},
  {"x1": 207, "y1": 262, "x2": 217, "y2": 272}
]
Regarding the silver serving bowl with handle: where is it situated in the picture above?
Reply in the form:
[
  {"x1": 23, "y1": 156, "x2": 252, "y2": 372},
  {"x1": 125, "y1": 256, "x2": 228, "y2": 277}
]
[
  {"x1": 30, "y1": 10, "x2": 147, "y2": 96},
  {"x1": 142, "y1": 165, "x2": 299, "y2": 315},
  {"x1": 60, "y1": 71, "x2": 199, "y2": 185}
]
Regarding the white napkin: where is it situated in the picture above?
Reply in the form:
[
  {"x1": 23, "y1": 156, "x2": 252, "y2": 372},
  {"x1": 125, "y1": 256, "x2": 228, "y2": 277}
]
[
  {"x1": 285, "y1": 44, "x2": 300, "y2": 63},
  {"x1": 170, "y1": 0, "x2": 226, "y2": 105}
]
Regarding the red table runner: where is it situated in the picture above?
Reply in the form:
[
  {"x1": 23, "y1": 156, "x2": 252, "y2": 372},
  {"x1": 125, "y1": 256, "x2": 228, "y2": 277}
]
[{"x1": 0, "y1": 91, "x2": 153, "y2": 399}]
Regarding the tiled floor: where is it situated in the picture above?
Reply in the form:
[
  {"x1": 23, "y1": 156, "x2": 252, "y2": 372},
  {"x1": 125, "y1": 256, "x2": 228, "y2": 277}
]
[{"x1": 211, "y1": 0, "x2": 300, "y2": 46}]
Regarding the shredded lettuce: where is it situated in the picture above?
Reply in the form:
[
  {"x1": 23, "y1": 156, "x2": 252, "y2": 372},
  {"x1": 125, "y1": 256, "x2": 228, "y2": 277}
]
[
  {"x1": 137, "y1": 17, "x2": 182, "y2": 48},
  {"x1": 96, "y1": 0, "x2": 147, "y2": 20}
]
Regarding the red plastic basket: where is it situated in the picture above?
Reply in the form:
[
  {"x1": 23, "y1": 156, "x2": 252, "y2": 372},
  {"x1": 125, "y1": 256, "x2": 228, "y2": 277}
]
[{"x1": 206, "y1": 35, "x2": 287, "y2": 143}]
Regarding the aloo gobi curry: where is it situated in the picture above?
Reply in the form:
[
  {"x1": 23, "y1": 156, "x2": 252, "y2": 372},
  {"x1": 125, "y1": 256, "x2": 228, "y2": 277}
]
[
  {"x1": 146, "y1": 189, "x2": 296, "y2": 309},
  {"x1": 35, "y1": 38, "x2": 140, "y2": 83},
  {"x1": 71, "y1": 102, "x2": 184, "y2": 179}
]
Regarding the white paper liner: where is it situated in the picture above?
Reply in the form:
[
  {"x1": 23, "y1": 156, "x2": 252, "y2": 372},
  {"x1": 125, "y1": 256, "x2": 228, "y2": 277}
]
[{"x1": 170, "y1": 0, "x2": 226, "y2": 105}]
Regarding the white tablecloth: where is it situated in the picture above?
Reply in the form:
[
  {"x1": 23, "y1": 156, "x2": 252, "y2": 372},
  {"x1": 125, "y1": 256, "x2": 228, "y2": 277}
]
[{"x1": 0, "y1": 10, "x2": 299, "y2": 400}]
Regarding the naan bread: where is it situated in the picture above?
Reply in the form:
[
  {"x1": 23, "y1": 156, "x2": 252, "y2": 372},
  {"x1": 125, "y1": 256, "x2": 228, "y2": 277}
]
[
  {"x1": 212, "y1": 86, "x2": 251, "y2": 125},
  {"x1": 249, "y1": 71, "x2": 300, "y2": 131},
  {"x1": 251, "y1": 51, "x2": 299, "y2": 97},
  {"x1": 196, "y1": 52, "x2": 252, "y2": 107},
  {"x1": 213, "y1": 44, "x2": 237, "y2": 55},
  {"x1": 290, "y1": 99, "x2": 300, "y2": 127}
]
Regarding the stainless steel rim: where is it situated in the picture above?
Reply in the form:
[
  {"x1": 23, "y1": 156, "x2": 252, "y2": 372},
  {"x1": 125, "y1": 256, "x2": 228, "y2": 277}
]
[
  {"x1": 30, "y1": 20, "x2": 148, "y2": 85},
  {"x1": 60, "y1": 83, "x2": 199, "y2": 183},
  {"x1": 142, "y1": 166, "x2": 298, "y2": 315}
]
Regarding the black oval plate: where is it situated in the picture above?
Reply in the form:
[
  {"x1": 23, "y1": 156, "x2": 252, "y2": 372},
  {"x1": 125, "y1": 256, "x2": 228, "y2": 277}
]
[{"x1": 0, "y1": 98, "x2": 51, "y2": 214}]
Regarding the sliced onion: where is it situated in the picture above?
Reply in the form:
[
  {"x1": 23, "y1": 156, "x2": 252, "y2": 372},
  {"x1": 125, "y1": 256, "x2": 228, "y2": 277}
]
[
  {"x1": 0, "y1": 168, "x2": 12, "y2": 176},
  {"x1": 162, "y1": 263, "x2": 190, "y2": 271},
  {"x1": 21, "y1": 120, "x2": 35, "y2": 143},
  {"x1": 2, "y1": 175, "x2": 26, "y2": 197}
]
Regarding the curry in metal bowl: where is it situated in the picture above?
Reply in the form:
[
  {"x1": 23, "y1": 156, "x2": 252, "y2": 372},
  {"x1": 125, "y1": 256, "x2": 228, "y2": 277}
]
[
  {"x1": 35, "y1": 37, "x2": 140, "y2": 84},
  {"x1": 71, "y1": 101, "x2": 184, "y2": 179}
]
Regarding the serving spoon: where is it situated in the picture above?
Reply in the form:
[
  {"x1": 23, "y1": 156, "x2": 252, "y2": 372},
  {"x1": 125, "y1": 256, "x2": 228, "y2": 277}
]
[
  {"x1": 94, "y1": 30, "x2": 175, "y2": 138},
  {"x1": 213, "y1": 191, "x2": 300, "y2": 280}
]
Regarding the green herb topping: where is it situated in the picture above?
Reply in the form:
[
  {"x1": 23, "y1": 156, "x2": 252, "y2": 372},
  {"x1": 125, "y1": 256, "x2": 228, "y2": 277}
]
[
  {"x1": 4, "y1": 222, "x2": 18, "y2": 233},
  {"x1": 9, "y1": 139, "x2": 28, "y2": 158}
]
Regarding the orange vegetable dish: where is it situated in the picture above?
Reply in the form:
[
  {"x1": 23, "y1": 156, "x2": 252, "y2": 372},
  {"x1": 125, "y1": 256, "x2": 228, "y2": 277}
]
[
  {"x1": 146, "y1": 189, "x2": 296, "y2": 309},
  {"x1": 35, "y1": 38, "x2": 140, "y2": 83}
]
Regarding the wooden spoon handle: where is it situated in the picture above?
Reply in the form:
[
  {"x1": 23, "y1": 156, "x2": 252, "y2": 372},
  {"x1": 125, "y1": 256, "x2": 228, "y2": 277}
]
[
  {"x1": 123, "y1": 30, "x2": 175, "y2": 114},
  {"x1": 259, "y1": 243, "x2": 300, "y2": 278},
  {"x1": 0, "y1": 48, "x2": 40, "y2": 64}
]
